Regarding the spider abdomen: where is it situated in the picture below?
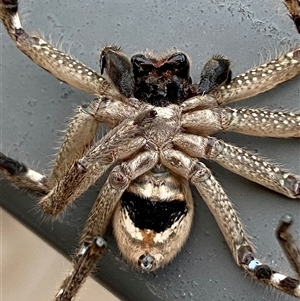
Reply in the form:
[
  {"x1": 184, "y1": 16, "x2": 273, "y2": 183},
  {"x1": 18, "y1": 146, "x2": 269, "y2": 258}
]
[{"x1": 112, "y1": 170, "x2": 194, "y2": 272}]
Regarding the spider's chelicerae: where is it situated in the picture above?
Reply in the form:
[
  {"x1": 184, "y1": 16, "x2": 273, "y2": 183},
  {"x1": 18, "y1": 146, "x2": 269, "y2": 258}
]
[{"x1": 1, "y1": 0, "x2": 300, "y2": 300}]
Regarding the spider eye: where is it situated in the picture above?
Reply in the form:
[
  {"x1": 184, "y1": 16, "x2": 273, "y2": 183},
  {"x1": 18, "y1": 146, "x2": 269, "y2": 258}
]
[{"x1": 138, "y1": 253, "x2": 154, "y2": 271}]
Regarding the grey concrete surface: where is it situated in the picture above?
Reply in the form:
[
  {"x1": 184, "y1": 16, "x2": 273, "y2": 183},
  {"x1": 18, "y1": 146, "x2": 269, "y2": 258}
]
[{"x1": 1, "y1": 1, "x2": 300, "y2": 301}]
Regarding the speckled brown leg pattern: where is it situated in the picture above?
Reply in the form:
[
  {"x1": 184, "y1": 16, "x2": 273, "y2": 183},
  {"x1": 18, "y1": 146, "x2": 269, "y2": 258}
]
[
  {"x1": 173, "y1": 133, "x2": 300, "y2": 198},
  {"x1": 0, "y1": 0, "x2": 106, "y2": 94},
  {"x1": 216, "y1": 48, "x2": 300, "y2": 104},
  {"x1": 181, "y1": 107, "x2": 300, "y2": 137}
]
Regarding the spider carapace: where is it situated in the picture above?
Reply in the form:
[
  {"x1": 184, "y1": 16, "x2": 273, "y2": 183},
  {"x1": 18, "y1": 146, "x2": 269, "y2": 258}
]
[{"x1": 1, "y1": 0, "x2": 300, "y2": 300}]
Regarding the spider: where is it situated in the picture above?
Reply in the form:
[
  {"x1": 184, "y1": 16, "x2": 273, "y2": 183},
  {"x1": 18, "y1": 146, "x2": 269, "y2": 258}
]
[{"x1": 1, "y1": 1, "x2": 300, "y2": 301}]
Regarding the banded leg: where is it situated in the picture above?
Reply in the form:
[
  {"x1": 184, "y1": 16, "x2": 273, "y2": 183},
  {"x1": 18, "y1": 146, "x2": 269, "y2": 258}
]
[
  {"x1": 0, "y1": 0, "x2": 107, "y2": 94},
  {"x1": 0, "y1": 152, "x2": 49, "y2": 194},
  {"x1": 161, "y1": 148, "x2": 300, "y2": 297},
  {"x1": 55, "y1": 150, "x2": 158, "y2": 301},
  {"x1": 173, "y1": 133, "x2": 300, "y2": 198},
  {"x1": 40, "y1": 109, "x2": 156, "y2": 216},
  {"x1": 181, "y1": 107, "x2": 300, "y2": 137}
]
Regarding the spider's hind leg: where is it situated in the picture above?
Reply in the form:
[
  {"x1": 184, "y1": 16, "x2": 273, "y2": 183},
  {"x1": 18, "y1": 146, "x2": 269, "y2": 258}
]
[{"x1": 162, "y1": 149, "x2": 300, "y2": 297}]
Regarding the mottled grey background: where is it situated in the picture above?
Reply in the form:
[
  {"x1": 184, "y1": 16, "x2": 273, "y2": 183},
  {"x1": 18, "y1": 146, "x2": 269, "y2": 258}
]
[{"x1": 1, "y1": 0, "x2": 300, "y2": 300}]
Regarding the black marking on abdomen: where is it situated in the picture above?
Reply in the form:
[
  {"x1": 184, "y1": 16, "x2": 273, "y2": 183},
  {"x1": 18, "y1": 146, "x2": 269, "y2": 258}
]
[
  {"x1": 121, "y1": 191, "x2": 187, "y2": 233},
  {"x1": 0, "y1": 152, "x2": 28, "y2": 175}
]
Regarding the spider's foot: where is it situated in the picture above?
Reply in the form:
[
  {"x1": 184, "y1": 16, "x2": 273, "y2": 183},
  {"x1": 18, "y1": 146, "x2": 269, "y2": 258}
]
[
  {"x1": 0, "y1": 0, "x2": 28, "y2": 41},
  {"x1": 0, "y1": 152, "x2": 27, "y2": 176},
  {"x1": 238, "y1": 244, "x2": 300, "y2": 297},
  {"x1": 0, "y1": 152, "x2": 49, "y2": 194},
  {"x1": 277, "y1": 214, "x2": 293, "y2": 232},
  {"x1": 0, "y1": 0, "x2": 34, "y2": 45}
]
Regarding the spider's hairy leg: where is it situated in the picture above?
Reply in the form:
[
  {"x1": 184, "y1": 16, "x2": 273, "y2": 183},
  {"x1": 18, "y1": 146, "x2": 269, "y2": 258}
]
[
  {"x1": 40, "y1": 109, "x2": 156, "y2": 216},
  {"x1": 49, "y1": 96, "x2": 138, "y2": 186},
  {"x1": 276, "y1": 214, "x2": 300, "y2": 276},
  {"x1": 49, "y1": 100, "x2": 101, "y2": 187},
  {"x1": 181, "y1": 107, "x2": 300, "y2": 138},
  {"x1": 55, "y1": 236, "x2": 107, "y2": 301},
  {"x1": 180, "y1": 107, "x2": 224, "y2": 136},
  {"x1": 0, "y1": 152, "x2": 49, "y2": 194},
  {"x1": 0, "y1": 0, "x2": 107, "y2": 94},
  {"x1": 214, "y1": 47, "x2": 300, "y2": 105},
  {"x1": 221, "y1": 107, "x2": 300, "y2": 137},
  {"x1": 0, "y1": 95, "x2": 138, "y2": 195},
  {"x1": 285, "y1": 0, "x2": 300, "y2": 33},
  {"x1": 214, "y1": 0, "x2": 300, "y2": 105},
  {"x1": 54, "y1": 150, "x2": 158, "y2": 301},
  {"x1": 173, "y1": 134, "x2": 300, "y2": 198},
  {"x1": 161, "y1": 149, "x2": 300, "y2": 297}
]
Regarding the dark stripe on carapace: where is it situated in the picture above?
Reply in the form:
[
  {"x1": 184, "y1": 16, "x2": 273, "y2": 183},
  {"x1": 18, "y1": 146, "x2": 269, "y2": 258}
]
[
  {"x1": 121, "y1": 190, "x2": 188, "y2": 233},
  {"x1": 0, "y1": 152, "x2": 28, "y2": 175}
]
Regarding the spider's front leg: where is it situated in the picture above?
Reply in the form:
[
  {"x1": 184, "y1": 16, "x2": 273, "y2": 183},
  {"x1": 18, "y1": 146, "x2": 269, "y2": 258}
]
[
  {"x1": 55, "y1": 150, "x2": 158, "y2": 301},
  {"x1": 0, "y1": 0, "x2": 111, "y2": 95},
  {"x1": 215, "y1": 0, "x2": 300, "y2": 105},
  {"x1": 161, "y1": 148, "x2": 300, "y2": 297}
]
